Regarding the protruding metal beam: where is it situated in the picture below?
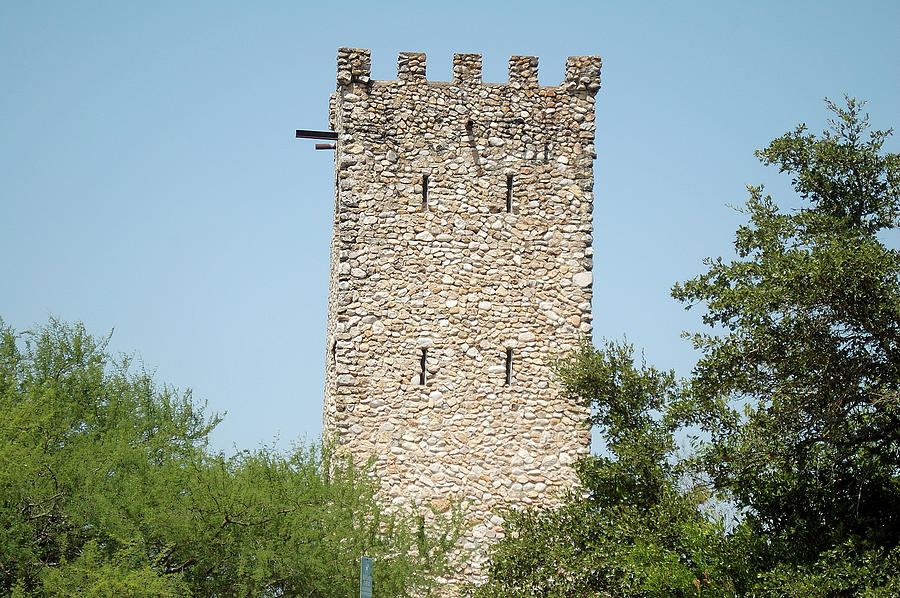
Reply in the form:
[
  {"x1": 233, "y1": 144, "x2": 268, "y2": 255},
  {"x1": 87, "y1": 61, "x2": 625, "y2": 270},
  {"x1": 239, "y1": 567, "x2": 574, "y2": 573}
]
[
  {"x1": 315, "y1": 143, "x2": 336, "y2": 150},
  {"x1": 296, "y1": 129, "x2": 338, "y2": 140}
]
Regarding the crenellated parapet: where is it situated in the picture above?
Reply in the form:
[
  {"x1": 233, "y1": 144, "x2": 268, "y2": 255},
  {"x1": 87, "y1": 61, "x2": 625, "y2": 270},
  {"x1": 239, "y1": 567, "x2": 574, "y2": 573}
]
[
  {"x1": 508, "y1": 55, "x2": 539, "y2": 87},
  {"x1": 564, "y1": 55, "x2": 604, "y2": 93},
  {"x1": 452, "y1": 53, "x2": 483, "y2": 84},
  {"x1": 335, "y1": 47, "x2": 601, "y2": 93},
  {"x1": 397, "y1": 51, "x2": 427, "y2": 83},
  {"x1": 336, "y1": 47, "x2": 371, "y2": 87}
]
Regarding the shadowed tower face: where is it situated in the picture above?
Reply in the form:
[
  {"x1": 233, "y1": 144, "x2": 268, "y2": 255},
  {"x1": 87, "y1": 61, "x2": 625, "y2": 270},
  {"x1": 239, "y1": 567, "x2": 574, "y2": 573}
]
[{"x1": 322, "y1": 47, "x2": 601, "y2": 575}]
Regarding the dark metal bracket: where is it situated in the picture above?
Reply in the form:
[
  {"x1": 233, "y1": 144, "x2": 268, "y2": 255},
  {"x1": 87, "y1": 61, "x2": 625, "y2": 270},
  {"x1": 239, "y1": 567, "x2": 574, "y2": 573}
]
[{"x1": 296, "y1": 129, "x2": 338, "y2": 150}]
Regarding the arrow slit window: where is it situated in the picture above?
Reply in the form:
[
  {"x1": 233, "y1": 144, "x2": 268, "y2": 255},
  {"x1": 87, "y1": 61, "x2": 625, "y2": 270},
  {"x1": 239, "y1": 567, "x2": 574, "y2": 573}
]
[{"x1": 419, "y1": 349, "x2": 428, "y2": 385}]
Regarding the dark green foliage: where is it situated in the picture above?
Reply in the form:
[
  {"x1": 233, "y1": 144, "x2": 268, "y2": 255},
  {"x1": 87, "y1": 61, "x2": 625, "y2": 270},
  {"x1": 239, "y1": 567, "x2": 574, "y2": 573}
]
[
  {"x1": 477, "y1": 98, "x2": 900, "y2": 597},
  {"x1": 672, "y1": 97, "x2": 900, "y2": 583},
  {"x1": 0, "y1": 318, "x2": 461, "y2": 596},
  {"x1": 751, "y1": 541, "x2": 900, "y2": 598},
  {"x1": 473, "y1": 341, "x2": 741, "y2": 598}
]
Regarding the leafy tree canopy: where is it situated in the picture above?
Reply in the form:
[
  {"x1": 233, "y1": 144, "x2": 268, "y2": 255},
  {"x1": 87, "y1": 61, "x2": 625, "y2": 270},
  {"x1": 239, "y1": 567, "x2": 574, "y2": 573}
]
[
  {"x1": 472, "y1": 341, "x2": 742, "y2": 598},
  {"x1": 672, "y1": 97, "x2": 900, "y2": 569},
  {"x1": 477, "y1": 97, "x2": 900, "y2": 597},
  {"x1": 0, "y1": 318, "x2": 462, "y2": 596}
]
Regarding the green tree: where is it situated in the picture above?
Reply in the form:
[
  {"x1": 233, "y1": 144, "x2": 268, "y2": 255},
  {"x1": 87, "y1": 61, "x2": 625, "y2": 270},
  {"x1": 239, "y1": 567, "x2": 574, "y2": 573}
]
[
  {"x1": 473, "y1": 341, "x2": 741, "y2": 598},
  {"x1": 476, "y1": 98, "x2": 899, "y2": 597},
  {"x1": 0, "y1": 318, "x2": 215, "y2": 594},
  {"x1": 173, "y1": 445, "x2": 463, "y2": 597},
  {"x1": 0, "y1": 318, "x2": 462, "y2": 596},
  {"x1": 672, "y1": 97, "x2": 900, "y2": 593}
]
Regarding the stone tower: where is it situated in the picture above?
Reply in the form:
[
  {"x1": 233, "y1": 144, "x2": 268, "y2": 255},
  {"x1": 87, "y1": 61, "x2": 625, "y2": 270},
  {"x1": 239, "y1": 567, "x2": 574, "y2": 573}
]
[{"x1": 323, "y1": 47, "x2": 601, "y2": 574}]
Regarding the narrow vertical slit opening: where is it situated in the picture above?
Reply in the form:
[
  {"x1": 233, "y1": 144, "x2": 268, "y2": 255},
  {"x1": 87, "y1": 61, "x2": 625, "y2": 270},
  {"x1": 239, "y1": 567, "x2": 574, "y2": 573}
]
[
  {"x1": 506, "y1": 175, "x2": 513, "y2": 213},
  {"x1": 543, "y1": 142, "x2": 549, "y2": 164},
  {"x1": 331, "y1": 340, "x2": 337, "y2": 368},
  {"x1": 422, "y1": 175, "x2": 429, "y2": 211},
  {"x1": 505, "y1": 348, "x2": 513, "y2": 386},
  {"x1": 419, "y1": 348, "x2": 428, "y2": 385}
]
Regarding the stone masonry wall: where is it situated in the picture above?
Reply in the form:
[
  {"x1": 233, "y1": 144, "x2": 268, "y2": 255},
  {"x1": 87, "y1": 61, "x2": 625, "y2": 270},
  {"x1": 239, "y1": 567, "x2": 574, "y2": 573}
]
[{"x1": 322, "y1": 47, "x2": 601, "y2": 580}]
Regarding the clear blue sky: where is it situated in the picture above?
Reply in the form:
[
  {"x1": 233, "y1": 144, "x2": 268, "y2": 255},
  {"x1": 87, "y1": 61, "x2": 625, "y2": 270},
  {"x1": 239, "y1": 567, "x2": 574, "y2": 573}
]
[{"x1": 2, "y1": 1, "x2": 898, "y2": 453}]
